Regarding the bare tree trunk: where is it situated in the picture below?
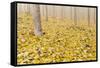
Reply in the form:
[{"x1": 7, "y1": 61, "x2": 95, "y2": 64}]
[
  {"x1": 94, "y1": 8, "x2": 95, "y2": 25},
  {"x1": 42, "y1": 6, "x2": 44, "y2": 17},
  {"x1": 45, "y1": 5, "x2": 48, "y2": 21},
  {"x1": 88, "y1": 8, "x2": 90, "y2": 26},
  {"x1": 74, "y1": 7, "x2": 77, "y2": 25},
  {"x1": 27, "y1": 4, "x2": 30, "y2": 14},
  {"x1": 33, "y1": 5, "x2": 43, "y2": 36},
  {"x1": 70, "y1": 7, "x2": 72, "y2": 21},
  {"x1": 42, "y1": 5, "x2": 45, "y2": 20},
  {"x1": 61, "y1": 6, "x2": 64, "y2": 21},
  {"x1": 53, "y1": 6, "x2": 56, "y2": 23}
]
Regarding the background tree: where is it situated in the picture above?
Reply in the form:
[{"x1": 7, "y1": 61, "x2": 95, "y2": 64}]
[
  {"x1": 45, "y1": 5, "x2": 48, "y2": 21},
  {"x1": 70, "y1": 7, "x2": 72, "y2": 21},
  {"x1": 74, "y1": 7, "x2": 77, "y2": 25},
  {"x1": 53, "y1": 6, "x2": 56, "y2": 23},
  {"x1": 94, "y1": 8, "x2": 96, "y2": 25},
  {"x1": 88, "y1": 8, "x2": 90, "y2": 26},
  {"x1": 33, "y1": 4, "x2": 43, "y2": 36},
  {"x1": 61, "y1": 6, "x2": 64, "y2": 21},
  {"x1": 27, "y1": 4, "x2": 30, "y2": 14}
]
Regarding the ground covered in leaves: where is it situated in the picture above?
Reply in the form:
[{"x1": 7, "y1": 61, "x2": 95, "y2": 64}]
[{"x1": 17, "y1": 13, "x2": 96, "y2": 65}]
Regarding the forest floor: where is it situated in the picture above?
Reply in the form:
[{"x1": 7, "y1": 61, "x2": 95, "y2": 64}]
[{"x1": 17, "y1": 13, "x2": 96, "y2": 65}]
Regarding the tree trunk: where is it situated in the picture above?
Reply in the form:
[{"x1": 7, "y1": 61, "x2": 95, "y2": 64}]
[
  {"x1": 94, "y1": 8, "x2": 96, "y2": 24},
  {"x1": 88, "y1": 8, "x2": 90, "y2": 26},
  {"x1": 61, "y1": 7, "x2": 64, "y2": 20},
  {"x1": 27, "y1": 4, "x2": 30, "y2": 14},
  {"x1": 45, "y1": 5, "x2": 48, "y2": 21},
  {"x1": 74, "y1": 7, "x2": 77, "y2": 25},
  {"x1": 70, "y1": 7, "x2": 72, "y2": 21},
  {"x1": 53, "y1": 6, "x2": 56, "y2": 23},
  {"x1": 33, "y1": 4, "x2": 43, "y2": 36}
]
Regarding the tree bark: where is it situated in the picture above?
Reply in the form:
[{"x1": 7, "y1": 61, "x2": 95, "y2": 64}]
[
  {"x1": 27, "y1": 4, "x2": 30, "y2": 14},
  {"x1": 61, "y1": 7, "x2": 64, "y2": 20},
  {"x1": 94, "y1": 8, "x2": 96, "y2": 24},
  {"x1": 74, "y1": 7, "x2": 77, "y2": 25},
  {"x1": 45, "y1": 5, "x2": 48, "y2": 21},
  {"x1": 70, "y1": 7, "x2": 72, "y2": 21},
  {"x1": 33, "y1": 4, "x2": 43, "y2": 36},
  {"x1": 53, "y1": 6, "x2": 56, "y2": 23},
  {"x1": 88, "y1": 8, "x2": 90, "y2": 26}
]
